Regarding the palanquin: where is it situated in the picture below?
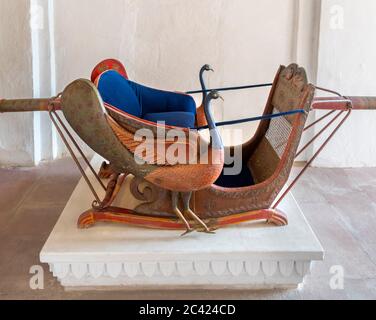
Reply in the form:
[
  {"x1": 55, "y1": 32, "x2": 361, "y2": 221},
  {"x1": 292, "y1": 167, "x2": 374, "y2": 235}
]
[{"x1": 1, "y1": 59, "x2": 375, "y2": 236}]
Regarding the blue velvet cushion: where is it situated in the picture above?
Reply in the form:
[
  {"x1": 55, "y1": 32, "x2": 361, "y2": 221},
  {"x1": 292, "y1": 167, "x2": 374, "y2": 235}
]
[
  {"x1": 97, "y1": 70, "x2": 142, "y2": 118},
  {"x1": 126, "y1": 81, "x2": 196, "y2": 116},
  {"x1": 97, "y1": 70, "x2": 196, "y2": 128},
  {"x1": 144, "y1": 112, "x2": 196, "y2": 128},
  {"x1": 215, "y1": 164, "x2": 255, "y2": 188}
]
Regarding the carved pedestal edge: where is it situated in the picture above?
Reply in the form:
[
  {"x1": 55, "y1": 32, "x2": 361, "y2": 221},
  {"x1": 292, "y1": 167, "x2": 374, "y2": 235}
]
[{"x1": 45, "y1": 259, "x2": 314, "y2": 289}]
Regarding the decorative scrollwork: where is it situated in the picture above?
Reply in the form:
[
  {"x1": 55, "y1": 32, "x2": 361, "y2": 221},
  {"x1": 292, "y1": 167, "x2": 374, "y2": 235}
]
[
  {"x1": 130, "y1": 176, "x2": 158, "y2": 203},
  {"x1": 92, "y1": 173, "x2": 126, "y2": 211}
]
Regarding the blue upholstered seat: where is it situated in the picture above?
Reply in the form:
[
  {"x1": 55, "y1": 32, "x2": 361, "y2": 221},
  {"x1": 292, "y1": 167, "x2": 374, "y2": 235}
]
[
  {"x1": 97, "y1": 70, "x2": 196, "y2": 128},
  {"x1": 214, "y1": 164, "x2": 255, "y2": 188},
  {"x1": 144, "y1": 112, "x2": 196, "y2": 128},
  {"x1": 97, "y1": 71, "x2": 142, "y2": 118}
]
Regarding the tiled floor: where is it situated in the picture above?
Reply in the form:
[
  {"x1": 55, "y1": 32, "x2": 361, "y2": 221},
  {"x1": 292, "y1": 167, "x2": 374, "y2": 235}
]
[{"x1": 0, "y1": 158, "x2": 375, "y2": 300}]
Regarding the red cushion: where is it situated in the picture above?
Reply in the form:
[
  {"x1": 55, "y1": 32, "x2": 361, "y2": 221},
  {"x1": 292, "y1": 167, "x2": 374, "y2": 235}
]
[{"x1": 91, "y1": 59, "x2": 128, "y2": 83}]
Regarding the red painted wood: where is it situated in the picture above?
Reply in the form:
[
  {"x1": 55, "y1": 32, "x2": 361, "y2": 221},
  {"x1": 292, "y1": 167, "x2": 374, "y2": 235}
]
[
  {"x1": 313, "y1": 96, "x2": 376, "y2": 110},
  {"x1": 77, "y1": 207, "x2": 288, "y2": 230}
]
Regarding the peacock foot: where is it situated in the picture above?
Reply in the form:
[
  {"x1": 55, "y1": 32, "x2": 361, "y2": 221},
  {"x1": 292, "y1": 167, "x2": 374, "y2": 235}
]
[{"x1": 183, "y1": 209, "x2": 216, "y2": 234}]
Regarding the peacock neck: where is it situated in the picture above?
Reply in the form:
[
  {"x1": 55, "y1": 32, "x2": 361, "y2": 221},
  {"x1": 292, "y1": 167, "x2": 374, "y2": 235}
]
[
  {"x1": 204, "y1": 98, "x2": 223, "y2": 151},
  {"x1": 200, "y1": 70, "x2": 208, "y2": 107}
]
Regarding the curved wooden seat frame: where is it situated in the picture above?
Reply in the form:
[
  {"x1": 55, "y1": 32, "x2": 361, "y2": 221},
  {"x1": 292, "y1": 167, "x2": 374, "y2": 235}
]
[
  {"x1": 1, "y1": 62, "x2": 375, "y2": 233},
  {"x1": 69, "y1": 64, "x2": 315, "y2": 230}
]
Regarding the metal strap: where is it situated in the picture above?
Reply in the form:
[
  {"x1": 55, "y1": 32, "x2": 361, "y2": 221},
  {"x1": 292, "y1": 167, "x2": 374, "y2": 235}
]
[
  {"x1": 273, "y1": 110, "x2": 352, "y2": 208},
  {"x1": 48, "y1": 108, "x2": 102, "y2": 204},
  {"x1": 197, "y1": 109, "x2": 306, "y2": 130},
  {"x1": 186, "y1": 83, "x2": 273, "y2": 95}
]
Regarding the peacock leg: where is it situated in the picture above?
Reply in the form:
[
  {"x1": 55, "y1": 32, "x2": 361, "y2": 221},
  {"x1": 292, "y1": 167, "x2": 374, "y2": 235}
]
[
  {"x1": 171, "y1": 191, "x2": 194, "y2": 236},
  {"x1": 181, "y1": 192, "x2": 215, "y2": 234}
]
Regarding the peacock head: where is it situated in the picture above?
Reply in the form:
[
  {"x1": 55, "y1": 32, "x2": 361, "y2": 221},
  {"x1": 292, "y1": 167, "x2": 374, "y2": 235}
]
[{"x1": 201, "y1": 64, "x2": 214, "y2": 73}]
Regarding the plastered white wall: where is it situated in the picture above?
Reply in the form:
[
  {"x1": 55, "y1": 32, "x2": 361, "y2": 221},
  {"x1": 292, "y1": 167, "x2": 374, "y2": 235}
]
[
  {"x1": 0, "y1": 0, "x2": 34, "y2": 166},
  {"x1": 53, "y1": 0, "x2": 301, "y2": 147},
  {"x1": 314, "y1": 0, "x2": 376, "y2": 167},
  {"x1": 0, "y1": 0, "x2": 324, "y2": 166},
  {"x1": 30, "y1": 0, "x2": 56, "y2": 162},
  {"x1": 3, "y1": 0, "x2": 374, "y2": 168}
]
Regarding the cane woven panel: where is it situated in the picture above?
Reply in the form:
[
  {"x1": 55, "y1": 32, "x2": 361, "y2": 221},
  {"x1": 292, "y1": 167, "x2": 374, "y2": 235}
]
[
  {"x1": 249, "y1": 108, "x2": 293, "y2": 184},
  {"x1": 249, "y1": 64, "x2": 308, "y2": 184},
  {"x1": 265, "y1": 108, "x2": 293, "y2": 159}
]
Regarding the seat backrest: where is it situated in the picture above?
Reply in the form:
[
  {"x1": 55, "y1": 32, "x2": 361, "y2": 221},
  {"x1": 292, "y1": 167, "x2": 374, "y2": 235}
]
[
  {"x1": 96, "y1": 70, "x2": 142, "y2": 118},
  {"x1": 91, "y1": 58, "x2": 129, "y2": 83},
  {"x1": 248, "y1": 64, "x2": 315, "y2": 184}
]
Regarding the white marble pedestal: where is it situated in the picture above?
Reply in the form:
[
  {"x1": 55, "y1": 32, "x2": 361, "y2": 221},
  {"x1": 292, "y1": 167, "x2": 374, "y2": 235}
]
[{"x1": 40, "y1": 156, "x2": 324, "y2": 290}]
